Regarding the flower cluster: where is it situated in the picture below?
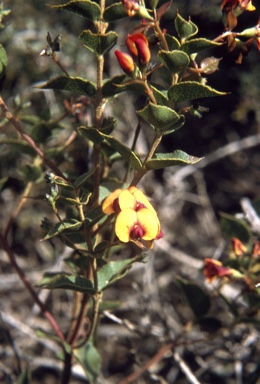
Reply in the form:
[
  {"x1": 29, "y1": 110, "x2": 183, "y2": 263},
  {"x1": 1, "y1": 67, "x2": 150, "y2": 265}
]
[
  {"x1": 102, "y1": 187, "x2": 162, "y2": 247},
  {"x1": 115, "y1": 32, "x2": 151, "y2": 76}
]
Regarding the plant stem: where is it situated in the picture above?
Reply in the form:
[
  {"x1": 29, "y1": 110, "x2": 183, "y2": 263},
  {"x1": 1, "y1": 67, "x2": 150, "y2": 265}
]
[{"x1": 0, "y1": 96, "x2": 67, "y2": 180}]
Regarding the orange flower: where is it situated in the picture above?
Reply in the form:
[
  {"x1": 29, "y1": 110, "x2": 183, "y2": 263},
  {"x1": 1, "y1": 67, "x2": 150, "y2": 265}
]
[
  {"x1": 203, "y1": 258, "x2": 235, "y2": 282},
  {"x1": 115, "y1": 50, "x2": 135, "y2": 75},
  {"x1": 126, "y1": 33, "x2": 151, "y2": 65},
  {"x1": 252, "y1": 241, "x2": 260, "y2": 257},
  {"x1": 231, "y1": 238, "x2": 247, "y2": 256}
]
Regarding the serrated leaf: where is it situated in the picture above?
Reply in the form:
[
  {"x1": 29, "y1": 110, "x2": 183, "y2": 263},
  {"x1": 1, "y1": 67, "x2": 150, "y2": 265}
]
[
  {"x1": 146, "y1": 150, "x2": 203, "y2": 170},
  {"x1": 79, "y1": 30, "x2": 118, "y2": 55},
  {"x1": 168, "y1": 81, "x2": 227, "y2": 102},
  {"x1": 38, "y1": 272, "x2": 95, "y2": 294},
  {"x1": 51, "y1": 0, "x2": 101, "y2": 22},
  {"x1": 102, "y1": 74, "x2": 128, "y2": 97},
  {"x1": 43, "y1": 219, "x2": 82, "y2": 240},
  {"x1": 104, "y1": 2, "x2": 127, "y2": 21},
  {"x1": 177, "y1": 277, "x2": 211, "y2": 318},
  {"x1": 100, "y1": 133, "x2": 142, "y2": 170},
  {"x1": 38, "y1": 76, "x2": 96, "y2": 97},
  {"x1": 0, "y1": 44, "x2": 7, "y2": 75},
  {"x1": 220, "y1": 212, "x2": 251, "y2": 243},
  {"x1": 74, "y1": 342, "x2": 101, "y2": 384},
  {"x1": 98, "y1": 258, "x2": 135, "y2": 291},
  {"x1": 175, "y1": 12, "x2": 198, "y2": 42},
  {"x1": 137, "y1": 103, "x2": 182, "y2": 132},
  {"x1": 158, "y1": 50, "x2": 190, "y2": 74},
  {"x1": 181, "y1": 38, "x2": 222, "y2": 56}
]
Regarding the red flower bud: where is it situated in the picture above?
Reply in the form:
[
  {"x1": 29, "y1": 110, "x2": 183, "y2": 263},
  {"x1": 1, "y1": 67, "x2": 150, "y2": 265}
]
[
  {"x1": 115, "y1": 50, "x2": 135, "y2": 75},
  {"x1": 126, "y1": 33, "x2": 151, "y2": 64}
]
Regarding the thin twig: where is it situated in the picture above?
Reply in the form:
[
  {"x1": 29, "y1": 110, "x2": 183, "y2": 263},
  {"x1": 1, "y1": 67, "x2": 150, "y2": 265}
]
[
  {"x1": 172, "y1": 133, "x2": 260, "y2": 184},
  {"x1": 0, "y1": 96, "x2": 67, "y2": 180}
]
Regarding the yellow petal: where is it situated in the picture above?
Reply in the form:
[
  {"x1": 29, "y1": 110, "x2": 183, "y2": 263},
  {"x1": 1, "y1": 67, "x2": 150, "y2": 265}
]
[
  {"x1": 102, "y1": 189, "x2": 122, "y2": 214},
  {"x1": 132, "y1": 189, "x2": 157, "y2": 214},
  {"x1": 115, "y1": 208, "x2": 137, "y2": 242},
  {"x1": 118, "y1": 190, "x2": 136, "y2": 210},
  {"x1": 136, "y1": 208, "x2": 160, "y2": 240}
]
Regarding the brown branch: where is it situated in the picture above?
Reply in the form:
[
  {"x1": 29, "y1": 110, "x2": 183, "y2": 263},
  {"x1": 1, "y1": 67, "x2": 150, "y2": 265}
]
[
  {"x1": 0, "y1": 232, "x2": 65, "y2": 342},
  {"x1": 0, "y1": 96, "x2": 67, "y2": 180}
]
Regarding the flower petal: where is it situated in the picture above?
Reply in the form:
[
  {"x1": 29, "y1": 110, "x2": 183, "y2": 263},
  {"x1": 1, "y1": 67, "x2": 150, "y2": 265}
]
[
  {"x1": 115, "y1": 208, "x2": 137, "y2": 242},
  {"x1": 102, "y1": 189, "x2": 122, "y2": 214},
  {"x1": 136, "y1": 208, "x2": 160, "y2": 240}
]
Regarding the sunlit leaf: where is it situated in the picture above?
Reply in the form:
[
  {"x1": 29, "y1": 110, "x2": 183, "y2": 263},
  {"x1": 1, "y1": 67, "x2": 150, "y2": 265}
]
[
  {"x1": 174, "y1": 12, "x2": 198, "y2": 42},
  {"x1": 146, "y1": 150, "x2": 203, "y2": 170},
  {"x1": 181, "y1": 39, "x2": 222, "y2": 55},
  {"x1": 137, "y1": 103, "x2": 182, "y2": 132},
  {"x1": 98, "y1": 258, "x2": 135, "y2": 290},
  {"x1": 50, "y1": 0, "x2": 101, "y2": 22},
  {"x1": 168, "y1": 81, "x2": 227, "y2": 102}
]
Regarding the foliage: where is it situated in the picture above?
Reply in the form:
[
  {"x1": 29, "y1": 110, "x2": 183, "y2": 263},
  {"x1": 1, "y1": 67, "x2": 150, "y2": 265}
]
[{"x1": 0, "y1": 0, "x2": 259, "y2": 383}]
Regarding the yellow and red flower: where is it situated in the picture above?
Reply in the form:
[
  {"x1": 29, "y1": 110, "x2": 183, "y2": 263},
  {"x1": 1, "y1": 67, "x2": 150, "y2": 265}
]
[
  {"x1": 102, "y1": 187, "x2": 162, "y2": 246},
  {"x1": 203, "y1": 258, "x2": 237, "y2": 282}
]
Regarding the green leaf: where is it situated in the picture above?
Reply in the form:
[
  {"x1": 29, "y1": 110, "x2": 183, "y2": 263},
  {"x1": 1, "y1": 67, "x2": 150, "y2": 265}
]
[
  {"x1": 43, "y1": 219, "x2": 82, "y2": 240},
  {"x1": 38, "y1": 76, "x2": 96, "y2": 97},
  {"x1": 38, "y1": 272, "x2": 95, "y2": 294},
  {"x1": 174, "y1": 12, "x2": 198, "y2": 42},
  {"x1": 164, "y1": 34, "x2": 180, "y2": 50},
  {"x1": 78, "y1": 126, "x2": 104, "y2": 144},
  {"x1": 0, "y1": 44, "x2": 7, "y2": 75},
  {"x1": 158, "y1": 50, "x2": 190, "y2": 74},
  {"x1": 74, "y1": 170, "x2": 94, "y2": 189},
  {"x1": 168, "y1": 81, "x2": 227, "y2": 102},
  {"x1": 137, "y1": 103, "x2": 182, "y2": 132},
  {"x1": 104, "y1": 2, "x2": 127, "y2": 21},
  {"x1": 102, "y1": 74, "x2": 128, "y2": 97},
  {"x1": 79, "y1": 30, "x2": 118, "y2": 55},
  {"x1": 181, "y1": 38, "x2": 222, "y2": 56},
  {"x1": 177, "y1": 277, "x2": 211, "y2": 318},
  {"x1": 100, "y1": 133, "x2": 142, "y2": 170},
  {"x1": 220, "y1": 212, "x2": 251, "y2": 243},
  {"x1": 150, "y1": 84, "x2": 168, "y2": 105},
  {"x1": 146, "y1": 150, "x2": 203, "y2": 170},
  {"x1": 98, "y1": 258, "x2": 135, "y2": 291},
  {"x1": 74, "y1": 342, "x2": 101, "y2": 384},
  {"x1": 51, "y1": 0, "x2": 101, "y2": 22}
]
